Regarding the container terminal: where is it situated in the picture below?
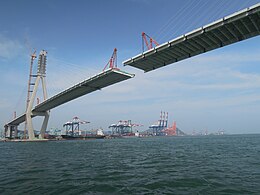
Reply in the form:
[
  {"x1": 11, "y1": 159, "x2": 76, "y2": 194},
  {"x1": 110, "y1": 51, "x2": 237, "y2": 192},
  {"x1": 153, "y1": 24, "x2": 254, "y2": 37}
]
[{"x1": 1, "y1": 111, "x2": 185, "y2": 141}]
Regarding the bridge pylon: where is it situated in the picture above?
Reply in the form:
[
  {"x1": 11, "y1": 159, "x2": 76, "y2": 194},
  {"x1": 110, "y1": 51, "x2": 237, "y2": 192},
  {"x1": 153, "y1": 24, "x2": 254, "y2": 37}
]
[{"x1": 26, "y1": 50, "x2": 50, "y2": 140}]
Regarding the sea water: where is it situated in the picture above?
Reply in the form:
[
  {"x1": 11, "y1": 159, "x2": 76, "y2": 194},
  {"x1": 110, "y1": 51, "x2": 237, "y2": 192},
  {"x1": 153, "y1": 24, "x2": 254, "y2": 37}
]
[{"x1": 0, "y1": 134, "x2": 259, "y2": 194}]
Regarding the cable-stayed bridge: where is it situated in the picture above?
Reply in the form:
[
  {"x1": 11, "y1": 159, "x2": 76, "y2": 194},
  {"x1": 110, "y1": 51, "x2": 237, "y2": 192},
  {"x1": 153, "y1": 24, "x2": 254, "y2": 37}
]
[
  {"x1": 4, "y1": 55, "x2": 134, "y2": 140},
  {"x1": 124, "y1": 3, "x2": 260, "y2": 72},
  {"x1": 4, "y1": 3, "x2": 260, "y2": 140}
]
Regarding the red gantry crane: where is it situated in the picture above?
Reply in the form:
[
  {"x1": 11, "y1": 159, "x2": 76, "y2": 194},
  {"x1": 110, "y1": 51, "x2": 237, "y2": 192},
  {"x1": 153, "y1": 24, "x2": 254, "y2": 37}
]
[
  {"x1": 103, "y1": 48, "x2": 118, "y2": 71},
  {"x1": 142, "y1": 32, "x2": 159, "y2": 52}
]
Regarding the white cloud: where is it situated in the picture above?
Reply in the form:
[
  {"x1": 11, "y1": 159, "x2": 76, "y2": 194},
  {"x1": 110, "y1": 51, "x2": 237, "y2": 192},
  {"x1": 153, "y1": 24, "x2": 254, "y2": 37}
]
[
  {"x1": 0, "y1": 34, "x2": 25, "y2": 59},
  {"x1": 44, "y1": 56, "x2": 102, "y2": 96},
  {"x1": 97, "y1": 64, "x2": 260, "y2": 103},
  {"x1": 0, "y1": 99, "x2": 11, "y2": 109}
]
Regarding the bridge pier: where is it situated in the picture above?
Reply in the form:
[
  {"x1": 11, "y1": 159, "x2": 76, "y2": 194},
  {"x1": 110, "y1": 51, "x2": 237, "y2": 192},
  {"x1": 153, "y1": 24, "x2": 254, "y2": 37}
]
[
  {"x1": 40, "y1": 112, "x2": 50, "y2": 138},
  {"x1": 4, "y1": 124, "x2": 18, "y2": 139},
  {"x1": 26, "y1": 111, "x2": 50, "y2": 140}
]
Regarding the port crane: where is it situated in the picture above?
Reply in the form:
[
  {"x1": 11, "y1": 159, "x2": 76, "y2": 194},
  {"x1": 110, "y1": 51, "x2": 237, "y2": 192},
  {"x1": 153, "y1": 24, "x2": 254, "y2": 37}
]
[
  {"x1": 109, "y1": 120, "x2": 143, "y2": 135},
  {"x1": 63, "y1": 116, "x2": 90, "y2": 136}
]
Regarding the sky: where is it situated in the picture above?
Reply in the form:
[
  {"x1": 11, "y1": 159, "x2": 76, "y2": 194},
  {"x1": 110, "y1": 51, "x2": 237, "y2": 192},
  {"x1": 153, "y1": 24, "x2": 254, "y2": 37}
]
[{"x1": 0, "y1": 0, "x2": 260, "y2": 135}]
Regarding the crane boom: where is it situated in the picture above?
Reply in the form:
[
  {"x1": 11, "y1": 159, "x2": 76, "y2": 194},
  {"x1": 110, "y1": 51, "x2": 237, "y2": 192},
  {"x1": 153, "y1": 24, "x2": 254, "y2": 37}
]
[
  {"x1": 103, "y1": 48, "x2": 118, "y2": 71},
  {"x1": 142, "y1": 32, "x2": 159, "y2": 52}
]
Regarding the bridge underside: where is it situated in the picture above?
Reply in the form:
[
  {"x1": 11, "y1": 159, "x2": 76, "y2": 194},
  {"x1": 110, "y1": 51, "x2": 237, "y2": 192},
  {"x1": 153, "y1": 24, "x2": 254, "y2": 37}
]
[
  {"x1": 6, "y1": 68, "x2": 134, "y2": 127},
  {"x1": 123, "y1": 3, "x2": 260, "y2": 72}
]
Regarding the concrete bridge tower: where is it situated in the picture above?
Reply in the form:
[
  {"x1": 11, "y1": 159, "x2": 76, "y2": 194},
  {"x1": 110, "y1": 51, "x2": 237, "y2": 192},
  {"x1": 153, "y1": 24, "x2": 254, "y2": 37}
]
[{"x1": 26, "y1": 50, "x2": 49, "y2": 140}]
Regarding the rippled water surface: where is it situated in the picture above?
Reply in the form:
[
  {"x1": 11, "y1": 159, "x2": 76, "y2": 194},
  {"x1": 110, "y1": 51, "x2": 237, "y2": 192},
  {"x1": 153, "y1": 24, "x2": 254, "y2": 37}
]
[{"x1": 0, "y1": 134, "x2": 260, "y2": 194}]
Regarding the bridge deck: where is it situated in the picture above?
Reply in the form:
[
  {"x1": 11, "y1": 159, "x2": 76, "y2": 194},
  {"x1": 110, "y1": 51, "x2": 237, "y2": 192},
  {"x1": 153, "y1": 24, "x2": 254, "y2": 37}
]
[
  {"x1": 123, "y1": 3, "x2": 260, "y2": 72},
  {"x1": 7, "y1": 68, "x2": 134, "y2": 125}
]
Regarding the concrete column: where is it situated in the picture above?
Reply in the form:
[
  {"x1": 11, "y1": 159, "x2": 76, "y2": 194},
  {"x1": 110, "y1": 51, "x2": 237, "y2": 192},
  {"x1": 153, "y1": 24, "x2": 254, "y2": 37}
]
[
  {"x1": 6, "y1": 125, "x2": 11, "y2": 138},
  {"x1": 38, "y1": 77, "x2": 50, "y2": 139},
  {"x1": 14, "y1": 126, "x2": 18, "y2": 138},
  {"x1": 26, "y1": 76, "x2": 40, "y2": 140},
  {"x1": 39, "y1": 111, "x2": 50, "y2": 139},
  {"x1": 4, "y1": 125, "x2": 8, "y2": 138}
]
